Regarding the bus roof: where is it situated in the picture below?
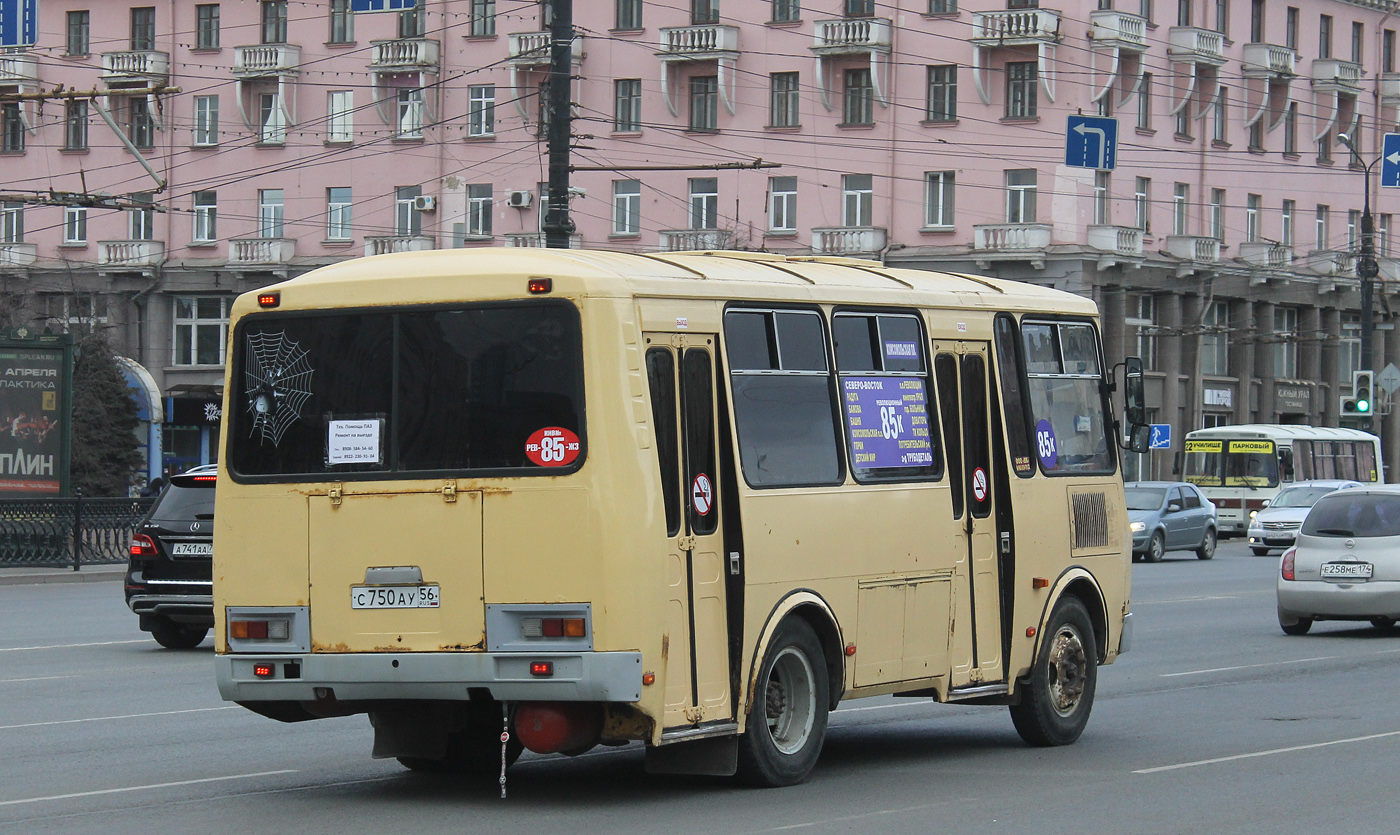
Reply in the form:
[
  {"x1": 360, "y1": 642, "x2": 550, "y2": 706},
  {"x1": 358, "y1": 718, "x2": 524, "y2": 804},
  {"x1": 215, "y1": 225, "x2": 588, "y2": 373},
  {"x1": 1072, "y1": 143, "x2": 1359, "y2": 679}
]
[
  {"x1": 1185, "y1": 424, "x2": 1380, "y2": 442},
  {"x1": 243, "y1": 248, "x2": 1099, "y2": 317}
]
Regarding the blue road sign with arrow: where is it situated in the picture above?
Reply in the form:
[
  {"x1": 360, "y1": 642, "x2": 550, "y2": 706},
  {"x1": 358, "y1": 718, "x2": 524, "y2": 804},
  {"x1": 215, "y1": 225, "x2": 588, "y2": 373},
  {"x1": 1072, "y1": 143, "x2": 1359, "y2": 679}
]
[
  {"x1": 1066, "y1": 115, "x2": 1118, "y2": 171},
  {"x1": 0, "y1": 0, "x2": 37, "y2": 48},
  {"x1": 1149, "y1": 424, "x2": 1171, "y2": 450},
  {"x1": 1382, "y1": 133, "x2": 1400, "y2": 189},
  {"x1": 351, "y1": 0, "x2": 417, "y2": 11}
]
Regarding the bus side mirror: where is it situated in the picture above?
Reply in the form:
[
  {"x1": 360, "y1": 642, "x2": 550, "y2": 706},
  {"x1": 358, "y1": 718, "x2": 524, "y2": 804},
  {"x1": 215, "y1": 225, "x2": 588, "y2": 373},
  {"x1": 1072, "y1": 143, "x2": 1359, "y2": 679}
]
[
  {"x1": 1127, "y1": 423, "x2": 1151, "y2": 453},
  {"x1": 1122, "y1": 357, "x2": 1150, "y2": 453}
]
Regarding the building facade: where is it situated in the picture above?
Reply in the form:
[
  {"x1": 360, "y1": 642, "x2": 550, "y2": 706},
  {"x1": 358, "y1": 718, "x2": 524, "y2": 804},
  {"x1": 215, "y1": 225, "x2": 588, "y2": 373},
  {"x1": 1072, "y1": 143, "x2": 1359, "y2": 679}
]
[{"x1": 1, "y1": 0, "x2": 1398, "y2": 478}]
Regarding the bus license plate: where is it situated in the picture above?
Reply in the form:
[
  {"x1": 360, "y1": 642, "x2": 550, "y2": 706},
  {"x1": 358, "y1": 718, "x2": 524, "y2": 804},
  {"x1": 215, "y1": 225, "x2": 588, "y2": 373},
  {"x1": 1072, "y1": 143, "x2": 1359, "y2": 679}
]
[
  {"x1": 171, "y1": 543, "x2": 213, "y2": 556},
  {"x1": 350, "y1": 585, "x2": 440, "y2": 609},
  {"x1": 1320, "y1": 563, "x2": 1373, "y2": 580}
]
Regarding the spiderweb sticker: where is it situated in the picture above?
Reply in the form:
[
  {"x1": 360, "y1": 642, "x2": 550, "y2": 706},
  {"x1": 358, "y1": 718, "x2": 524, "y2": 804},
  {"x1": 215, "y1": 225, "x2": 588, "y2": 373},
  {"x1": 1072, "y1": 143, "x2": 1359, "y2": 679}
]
[{"x1": 244, "y1": 331, "x2": 314, "y2": 446}]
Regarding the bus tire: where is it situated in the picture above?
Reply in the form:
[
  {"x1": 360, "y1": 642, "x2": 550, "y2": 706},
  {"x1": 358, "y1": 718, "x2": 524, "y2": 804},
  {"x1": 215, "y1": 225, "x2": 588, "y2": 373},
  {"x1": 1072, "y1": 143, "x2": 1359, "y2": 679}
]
[
  {"x1": 1010, "y1": 596, "x2": 1097, "y2": 747},
  {"x1": 737, "y1": 618, "x2": 829, "y2": 787},
  {"x1": 151, "y1": 619, "x2": 208, "y2": 650}
]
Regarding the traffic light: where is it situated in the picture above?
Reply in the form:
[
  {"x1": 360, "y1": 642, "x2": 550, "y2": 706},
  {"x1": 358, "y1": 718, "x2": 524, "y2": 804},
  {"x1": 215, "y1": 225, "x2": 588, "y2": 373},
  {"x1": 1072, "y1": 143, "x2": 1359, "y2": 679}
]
[{"x1": 1343, "y1": 370, "x2": 1375, "y2": 415}]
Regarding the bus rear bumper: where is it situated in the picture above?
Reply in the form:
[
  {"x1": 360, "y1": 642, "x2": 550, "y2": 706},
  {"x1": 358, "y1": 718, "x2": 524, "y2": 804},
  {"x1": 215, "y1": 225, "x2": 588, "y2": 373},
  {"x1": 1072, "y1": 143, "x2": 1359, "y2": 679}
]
[{"x1": 215, "y1": 651, "x2": 643, "y2": 704}]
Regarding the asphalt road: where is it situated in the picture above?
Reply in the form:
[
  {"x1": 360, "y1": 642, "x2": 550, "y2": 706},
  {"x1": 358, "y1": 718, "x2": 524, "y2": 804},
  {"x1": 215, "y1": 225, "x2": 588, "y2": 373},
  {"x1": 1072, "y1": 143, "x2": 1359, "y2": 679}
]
[{"x1": 3, "y1": 539, "x2": 1399, "y2": 834}]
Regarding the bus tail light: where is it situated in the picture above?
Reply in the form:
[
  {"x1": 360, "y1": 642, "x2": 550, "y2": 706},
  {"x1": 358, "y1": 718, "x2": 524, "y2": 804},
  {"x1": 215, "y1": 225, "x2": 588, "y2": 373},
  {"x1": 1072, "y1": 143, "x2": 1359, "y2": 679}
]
[
  {"x1": 522, "y1": 617, "x2": 586, "y2": 638},
  {"x1": 527, "y1": 278, "x2": 552, "y2": 294},
  {"x1": 1281, "y1": 547, "x2": 1297, "y2": 581},
  {"x1": 130, "y1": 534, "x2": 158, "y2": 557},
  {"x1": 530, "y1": 661, "x2": 554, "y2": 676},
  {"x1": 230, "y1": 619, "x2": 290, "y2": 641},
  {"x1": 257, "y1": 292, "x2": 280, "y2": 308},
  {"x1": 253, "y1": 663, "x2": 275, "y2": 678}
]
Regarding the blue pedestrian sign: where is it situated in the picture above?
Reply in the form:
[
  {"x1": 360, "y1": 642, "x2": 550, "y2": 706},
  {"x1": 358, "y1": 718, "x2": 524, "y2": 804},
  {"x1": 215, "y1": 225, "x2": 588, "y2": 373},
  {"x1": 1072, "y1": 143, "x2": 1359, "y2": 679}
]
[
  {"x1": 1382, "y1": 133, "x2": 1400, "y2": 189},
  {"x1": 1148, "y1": 423, "x2": 1171, "y2": 450},
  {"x1": 351, "y1": 0, "x2": 416, "y2": 11},
  {"x1": 0, "y1": 0, "x2": 37, "y2": 48},
  {"x1": 1066, "y1": 115, "x2": 1118, "y2": 171}
]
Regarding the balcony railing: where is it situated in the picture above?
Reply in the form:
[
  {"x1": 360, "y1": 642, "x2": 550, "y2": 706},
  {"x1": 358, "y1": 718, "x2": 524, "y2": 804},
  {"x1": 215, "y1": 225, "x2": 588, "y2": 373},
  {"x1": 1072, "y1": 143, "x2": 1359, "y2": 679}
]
[
  {"x1": 659, "y1": 229, "x2": 733, "y2": 251},
  {"x1": 369, "y1": 38, "x2": 440, "y2": 70},
  {"x1": 970, "y1": 10, "x2": 1062, "y2": 45},
  {"x1": 1241, "y1": 43, "x2": 1297, "y2": 78},
  {"x1": 1238, "y1": 241, "x2": 1293, "y2": 267},
  {"x1": 1312, "y1": 249, "x2": 1355, "y2": 275},
  {"x1": 1088, "y1": 11, "x2": 1147, "y2": 51},
  {"x1": 1086, "y1": 225, "x2": 1144, "y2": 255},
  {"x1": 658, "y1": 25, "x2": 739, "y2": 59},
  {"x1": 811, "y1": 18, "x2": 892, "y2": 55},
  {"x1": 1167, "y1": 27, "x2": 1226, "y2": 65},
  {"x1": 1165, "y1": 235, "x2": 1222, "y2": 262},
  {"x1": 0, "y1": 243, "x2": 36, "y2": 267},
  {"x1": 0, "y1": 54, "x2": 38, "y2": 85},
  {"x1": 507, "y1": 32, "x2": 585, "y2": 65},
  {"x1": 973, "y1": 223, "x2": 1053, "y2": 251},
  {"x1": 365, "y1": 235, "x2": 434, "y2": 257},
  {"x1": 233, "y1": 45, "x2": 302, "y2": 77},
  {"x1": 1311, "y1": 58, "x2": 1363, "y2": 92},
  {"x1": 1383, "y1": 72, "x2": 1400, "y2": 106},
  {"x1": 100, "y1": 51, "x2": 170, "y2": 82},
  {"x1": 505, "y1": 232, "x2": 582, "y2": 248},
  {"x1": 811, "y1": 227, "x2": 886, "y2": 257},
  {"x1": 98, "y1": 240, "x2": 164, "y2": 266},
  {"x1": 231, "y1": 238, "x2": 295, "y2": 264}
]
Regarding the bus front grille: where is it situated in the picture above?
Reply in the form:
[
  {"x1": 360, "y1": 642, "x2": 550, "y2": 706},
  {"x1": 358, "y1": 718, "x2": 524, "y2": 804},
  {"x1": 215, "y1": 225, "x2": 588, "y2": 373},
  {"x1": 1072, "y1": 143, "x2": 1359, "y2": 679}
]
[{"x1": 1071, "y1": 492, "x2": 1110, "y2": 549}]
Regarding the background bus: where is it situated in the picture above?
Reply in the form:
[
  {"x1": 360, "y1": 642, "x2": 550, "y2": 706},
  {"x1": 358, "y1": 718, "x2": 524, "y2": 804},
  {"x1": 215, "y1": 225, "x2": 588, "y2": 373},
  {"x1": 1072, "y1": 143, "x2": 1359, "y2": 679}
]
[{"x1": 1182, "y1": 424, "x2": 1382, "y2": 536}]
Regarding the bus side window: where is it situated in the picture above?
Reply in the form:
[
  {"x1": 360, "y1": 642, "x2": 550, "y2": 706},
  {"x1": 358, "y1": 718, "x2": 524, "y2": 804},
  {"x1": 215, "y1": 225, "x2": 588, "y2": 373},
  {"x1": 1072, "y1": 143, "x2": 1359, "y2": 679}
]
[
  {"x1": 646, "y1": 348, "x2": 682, "y2": 537},
  {"x1": 1279, "y1": 447, "x2": 1295, "y2": 482},
  {"x1": 935, "y1": 353, "x2": 964, "y2": 520},
  {"x1": 682, "y1": 348, "x2": 718, "y2": 536},
  {"x1": 993, "y1": 315, "x2": 1035, "y2": 478},
  {"x1": 1294, "y1": 440, "x2": 1313, "y2": 480}
]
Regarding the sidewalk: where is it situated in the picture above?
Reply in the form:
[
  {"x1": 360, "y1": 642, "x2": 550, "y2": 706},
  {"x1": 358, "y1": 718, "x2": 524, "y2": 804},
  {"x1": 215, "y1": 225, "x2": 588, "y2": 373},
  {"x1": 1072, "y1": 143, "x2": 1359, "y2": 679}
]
[{"x1": 0, "y1": 563, "x2": 126, "y2": 586}]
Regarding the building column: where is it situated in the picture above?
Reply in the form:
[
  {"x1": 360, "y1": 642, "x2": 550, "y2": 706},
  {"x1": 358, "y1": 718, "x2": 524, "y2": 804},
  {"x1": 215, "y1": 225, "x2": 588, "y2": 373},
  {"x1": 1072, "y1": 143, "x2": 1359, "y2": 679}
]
[
  {"x1": 1180, "y1": 292, "x2": 1202, "y2": 433},
  {"x1": 1253, "y1": 300, "x2": 1276, "y2": 422},
  {"x1": 1157, "y1": 293, "x2": 1183, "y2": 480},
  {"x1": 1100, "y1": 284, "x2": 1125, "y2": 371},
  {"x1": 1301, "y1": 305, "x2": 1322, "y2": 425},
  {"x1": 1321, "y1": 307, "x2": 1341, "y2": 427},
  {"x1": 1230, "y1": 299, "x2": 1255, "y2": 424}
]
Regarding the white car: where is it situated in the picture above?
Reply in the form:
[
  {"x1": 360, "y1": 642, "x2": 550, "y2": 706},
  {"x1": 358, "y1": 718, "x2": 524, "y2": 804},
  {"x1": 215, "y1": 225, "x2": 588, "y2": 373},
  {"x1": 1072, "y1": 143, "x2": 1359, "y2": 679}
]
[{"x1": 1247, "y1": 480, "x2": 1362, "y2": 556}]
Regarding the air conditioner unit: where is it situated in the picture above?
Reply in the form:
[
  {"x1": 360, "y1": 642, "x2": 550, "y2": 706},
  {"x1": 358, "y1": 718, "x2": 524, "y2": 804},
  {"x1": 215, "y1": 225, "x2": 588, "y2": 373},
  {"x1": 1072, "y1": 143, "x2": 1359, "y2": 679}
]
[
  {"x1": 507, "y1": 190, "x2": 533, "y2": 209},
  {"x1": 413, "y1": 195, "x2": 437, "y2": 212}
]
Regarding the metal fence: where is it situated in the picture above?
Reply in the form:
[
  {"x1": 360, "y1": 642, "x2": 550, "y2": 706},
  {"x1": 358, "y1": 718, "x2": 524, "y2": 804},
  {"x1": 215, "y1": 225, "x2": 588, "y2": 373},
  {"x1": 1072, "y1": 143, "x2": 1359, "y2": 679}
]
[{"x1": 0, "y1": 497, "x2": 154, "y2": 568}]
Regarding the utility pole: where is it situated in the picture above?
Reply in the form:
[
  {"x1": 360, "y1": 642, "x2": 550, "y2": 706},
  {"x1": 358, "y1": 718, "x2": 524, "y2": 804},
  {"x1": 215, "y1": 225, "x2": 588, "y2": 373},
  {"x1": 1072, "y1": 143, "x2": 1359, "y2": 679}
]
[
  {"x1": 1339, "y1": 132, "x2": 1380, "y2": 434},
  {"x1": 543, "y1": 0, "x2": 574, "y2": 249}
]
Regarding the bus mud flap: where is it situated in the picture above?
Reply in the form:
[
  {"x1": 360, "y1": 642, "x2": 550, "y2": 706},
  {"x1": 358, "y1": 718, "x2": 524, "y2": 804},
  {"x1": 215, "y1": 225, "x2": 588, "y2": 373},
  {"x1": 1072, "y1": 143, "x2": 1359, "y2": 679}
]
[{"x1": 644, "y1": 736, "x2": 738, "y2": 776}]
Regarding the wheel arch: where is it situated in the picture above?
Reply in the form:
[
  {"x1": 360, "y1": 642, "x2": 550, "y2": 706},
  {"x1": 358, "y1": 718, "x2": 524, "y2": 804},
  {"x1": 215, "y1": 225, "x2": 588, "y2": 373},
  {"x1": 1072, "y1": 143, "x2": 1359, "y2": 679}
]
[
  {"x1": 1035, "y1": 568, "x2": 1109, "y2": 664},
  {"x1": 745, "y1": 590, "x2": 845, "y2": 721}
]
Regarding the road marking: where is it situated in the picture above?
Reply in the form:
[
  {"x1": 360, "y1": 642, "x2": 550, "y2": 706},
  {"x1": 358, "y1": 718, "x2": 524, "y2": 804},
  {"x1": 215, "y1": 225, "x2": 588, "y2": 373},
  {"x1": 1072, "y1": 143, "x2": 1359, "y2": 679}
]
[
  {"x1": 0, "y1": 640, "x2": 148, "y2": 652},
  {"x1": 0, "y1": 706, "x2": 238, "y2": 731},
  {"x1": 0, "y1": 675, "x2": 73, "y2": 684},
  {"x1": 0, "y1": 770, "x2": 298, "y2": 807},
  {"x1": 1161, "y1": 655, "x2": 1338, "y2": 677},
  {"x1": 1134, "y1": 730, "x2": 1400, "y2": 774},
  {"x1": 1136, "y1": 595, "x2": 1242, "y2": 604}
]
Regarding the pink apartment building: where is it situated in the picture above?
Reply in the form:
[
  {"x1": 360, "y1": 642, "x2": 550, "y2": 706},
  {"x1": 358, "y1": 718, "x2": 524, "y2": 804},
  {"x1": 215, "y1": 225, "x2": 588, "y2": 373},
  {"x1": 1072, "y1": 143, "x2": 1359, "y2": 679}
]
[{"x1": 0, "y1": 0, "x2": 1397, "y2": 476}]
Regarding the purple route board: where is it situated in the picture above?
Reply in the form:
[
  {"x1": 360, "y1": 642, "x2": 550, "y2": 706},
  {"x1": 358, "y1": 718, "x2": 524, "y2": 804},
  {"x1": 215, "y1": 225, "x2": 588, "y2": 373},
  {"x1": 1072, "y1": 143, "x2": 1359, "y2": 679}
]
[{"x1": 842, "y1": 376, "x2": 934, "y2": 468}]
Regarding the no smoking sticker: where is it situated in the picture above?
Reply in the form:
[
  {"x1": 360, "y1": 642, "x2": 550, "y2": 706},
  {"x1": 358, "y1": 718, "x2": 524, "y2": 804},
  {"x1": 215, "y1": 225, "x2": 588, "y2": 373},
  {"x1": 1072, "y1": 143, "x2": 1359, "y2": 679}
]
[
  {"x1": 692, "y1": 473, "x2": 713, "y2": 515},
  {"x1": 971, "y1": 467, "x2": 988, "y2": 503}
]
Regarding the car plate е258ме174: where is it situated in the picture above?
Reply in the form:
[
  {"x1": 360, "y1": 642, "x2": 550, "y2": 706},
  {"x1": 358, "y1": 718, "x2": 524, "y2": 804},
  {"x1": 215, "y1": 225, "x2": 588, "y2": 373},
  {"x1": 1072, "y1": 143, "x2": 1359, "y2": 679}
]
[
  {"x1": 1320, "y1": 562, "x2": 1374, "y2": 580},
  {"x1": 350, "y1": 585, "x2": 441, "y2": 609}
]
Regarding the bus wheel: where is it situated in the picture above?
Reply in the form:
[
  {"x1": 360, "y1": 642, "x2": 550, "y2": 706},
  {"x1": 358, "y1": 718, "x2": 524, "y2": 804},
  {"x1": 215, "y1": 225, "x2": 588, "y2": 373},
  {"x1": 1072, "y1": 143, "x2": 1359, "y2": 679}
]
[
  {"x1": 151, "y1": 619, "x2": 208, "y2": 650},
  {"x1": 737, "y1": 618, "x2": 829, "y2": 787},
  {"x1": 1010, "y1": 596, "x2": 1097, "y2": 747}
]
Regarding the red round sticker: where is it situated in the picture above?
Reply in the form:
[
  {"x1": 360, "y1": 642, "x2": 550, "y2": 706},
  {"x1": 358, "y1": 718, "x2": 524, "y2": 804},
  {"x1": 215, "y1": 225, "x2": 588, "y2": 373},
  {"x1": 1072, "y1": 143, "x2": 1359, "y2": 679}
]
[
  {"x1": 971, "y1": 467, "x2": 989, "y2": 502},
  {"x1": 692, "y1": 473, "x2": 713, "y2": 515},
  {"x1": 525, "y1": 427, "x2": 580, "y2": 467}
]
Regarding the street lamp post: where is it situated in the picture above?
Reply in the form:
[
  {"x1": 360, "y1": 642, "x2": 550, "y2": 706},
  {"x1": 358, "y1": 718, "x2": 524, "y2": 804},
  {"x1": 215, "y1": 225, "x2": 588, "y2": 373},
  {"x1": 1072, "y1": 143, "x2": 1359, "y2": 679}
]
[{"x1": 1338, "y1": 132, "x2": 1380, "y2": 433}]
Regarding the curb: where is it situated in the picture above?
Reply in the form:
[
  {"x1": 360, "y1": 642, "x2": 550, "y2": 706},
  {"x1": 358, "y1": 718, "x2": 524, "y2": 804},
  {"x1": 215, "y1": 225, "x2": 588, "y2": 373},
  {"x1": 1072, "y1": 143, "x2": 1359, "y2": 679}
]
[{"x1": 0, "y1": 566, "x2": 126, "y2": 587}]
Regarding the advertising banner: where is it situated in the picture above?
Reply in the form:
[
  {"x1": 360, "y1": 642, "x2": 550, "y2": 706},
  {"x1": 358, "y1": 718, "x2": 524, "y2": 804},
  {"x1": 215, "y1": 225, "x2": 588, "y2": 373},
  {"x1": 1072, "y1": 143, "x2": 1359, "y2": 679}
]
[{"x1": 0, "y1": 331, "x2": 73, "y2": 495}]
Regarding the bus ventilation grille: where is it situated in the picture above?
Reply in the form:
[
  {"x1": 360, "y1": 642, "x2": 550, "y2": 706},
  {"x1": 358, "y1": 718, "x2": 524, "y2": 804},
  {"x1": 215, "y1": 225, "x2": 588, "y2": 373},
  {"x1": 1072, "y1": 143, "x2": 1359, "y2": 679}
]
[{"x1": 1071, "y1": 492, "x2": 1110, "y2": 549}]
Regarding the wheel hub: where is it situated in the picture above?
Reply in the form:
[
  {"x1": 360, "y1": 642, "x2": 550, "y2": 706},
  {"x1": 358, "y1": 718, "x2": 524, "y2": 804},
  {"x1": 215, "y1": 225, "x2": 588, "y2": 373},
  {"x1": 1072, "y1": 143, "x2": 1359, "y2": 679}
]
[{"x1": 1046, "y1": 627, "x2": 1088, "y2": 716}]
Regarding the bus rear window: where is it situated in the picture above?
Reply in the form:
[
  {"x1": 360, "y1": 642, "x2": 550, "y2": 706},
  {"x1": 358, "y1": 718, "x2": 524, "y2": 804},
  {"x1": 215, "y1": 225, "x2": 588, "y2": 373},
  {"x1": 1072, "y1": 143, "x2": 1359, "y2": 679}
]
[{"x1": 228, "y1": 302, "x2": 583, "y2": 479}]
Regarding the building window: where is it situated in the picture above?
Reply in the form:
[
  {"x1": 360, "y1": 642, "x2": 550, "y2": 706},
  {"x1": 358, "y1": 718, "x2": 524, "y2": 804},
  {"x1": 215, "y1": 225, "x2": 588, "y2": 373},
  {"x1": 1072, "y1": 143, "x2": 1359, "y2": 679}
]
[
  {"x1": 326, "y1": 187, "x2": 352, "y2": 240},
  {"x1": 1005, "y1": 169, "x2": 1037, "y2": 222},
  {"x1": 1094, "y1": 171, "x2": 1110, "y2": 225},
  {"x1": 396, "y1": 186, "x2": 421, "y2": 236},
  {"x1": 1135, "y1": 177, "x2": 1151, "y2": 232},
  {"x1": 846, "y1": 0, "x2": 875, "y2": 15},
  {"x1": 689, "y1": 76, "x2": 718, "y2": 131},
  {"x1": 929, "y1": 0, "x2": 956, "y2": 12},
  {"x1": 614, "y1": 79, "x2": 641, "y2": 131},
  {"x1": 196, "y1": 4, "x2": 220, "y2": 49},
  {"x1": 258, "y1": 93, "x2": 285, "y2": 144},
  {"x1": 773, "y1": 0, "x2": 801, "y2": 22},
  {"x1": 1249, "y1": 118, "x2": 1264, "y2": 150},
  {"x1": 842, "y1": 174, "x2": 873, "y2": 227},
  {"x1": 1274, "y1": 307, "x2": 1298, "y2": 378},
  {"x1": 1209, "y1": 188, "x2": 1225, "y2": 239},
  {"x1": 692, "y1": 0, "x2": 720, "y2": 25},
  {"x1": 1283, "y1": 103, "x2": 1297, "y2": 154},
  {"x1": 194, "y1": 95, "x2": 219, "y2": 146},
  {"x1": 399, "y1": 7, "x2": 426, "y2": 37},
  {"x1": 1281, "y1": 199, "x2": 1295, "y2": 246},
  {"x1": 125, "y1": 194, "x2": 152, "y2": 240},
  {"x1": 1173, "y1": 182, "x2": 1189, "y2": 235},
  {"x1": 926, "y1": 65, "x2": 956, "y2": 122},
  {"x1": 1212, "y1": 86, "x2": 1227, "y2": 143},
  {"x1": 1141, "y1": 0, "x2": 1154, "y2": 23},
  {"x1": 63, "y1": 100, "x2": 87, "y2": 151},
  {"x1": 1215, "y1": 0, "x2": 1229, "y2": 35},
  {"x1": 1200, "y1": 301, "x2": 1230, "y2": 375},
  {"x1": 1386, "y1": 28, "x2": 1396, "y2": 73},
  {"x1": 262, "y1": 0, "x2": 288, "y2": 44},
  {"x1": 1006, "y1": 62, "x2": 1037, "y2": 118},
  {"x1": 1353, "y1": 21, "x2": 1364, "y2": 63},
  {"x1": 842, "y1": 68, "x2": 873, "y2": 125},
  {"x1": 611, "y1": 180, "x2": 641, "y2": 236},
  {"x1": 1175, "y1": 104, "x2": 1191, "y2": 138},
  {"x1": 259, "y1": 189, "x2": 284, "y2": 238},
  {"x1": 327, "y1": 91, "x2": 353, "y2": 142},
  {"x1": 770, "y1": 72, "x2": 800, "y2": 127},
  {"x1": 616, "y1": 0, "x2": 643, "y2": 29},
  {"x1": 1246, "y1": 193, "x2": 1261, "y2": 242},
  {"x1": 131, "y1": 7, "x2": 156, "y2": 50},
  {"x1": 468, "y1": 86, "x2": 495, "y2": 137},
  {"x1": 466, "y1": 184, "x2": 493, "y2": 237},
  {"x1": 1249, "y1": 0, "x2": 1264, "y2": 41},
  {"x1": 66, "y1": 10, "x2": 90, "y2": 55},
  {"x1": 398, "y1": 88, "x2": 424, "y2": 138},
  {"x1": 1315, "y1": 205, "x2": 1330, "y2": 251},
  {"x1": 769, "y1": 176, "x2": 797, "y2": 232},
  {"x1": 925, "y1": 171, "x2": 954, "y2": 228},
  {"x1": 1348, "y1": 209, "x2": 1361, "y2": 251},
  {"x1": 63, "y1": 207, "x2": 87, "y2": 245},
  {"x1": 174, "y1": 297, "x2": 230, "y2": 367},
  {"x1": 1317, "y1": 124, "x2": 1334, "y2": 163},
  {"x1": 4, "y1": 103, "x2": 28, "y2": 153},
  {"x1": 1136, "y1": 72, "x2": 1152, "y2": 129},
  {"x1": 1319, "y1": 15, "x2": 1333, "y2": 59},
  {"x1": 1286, "y1": 6, "x2": 1299, "y2": 49},
  {"x1": 690, "y1": 178, "x2": 718, "y2": 229},
  {"x1": 1133, "y1": 295, "x2": 1157, "y2": 371},
  {"x1": 1177, "y1": 0, "x2": 1191, "y2": 25},
  {"x1": 1380, "y1": 214, "x2": 1392, "y2": 255},
  {"x1": 329, "y1": 0, "x2": 354, "y2": 43},
  {"x1": 471, "y1": 0, "x2": 496, "y2": 36},
  {"x1": 193, "y1": 191, "x2": 217, "y2": 243},
  {"x1": 0, "y1": 203, "x2": 22, "y2": 243}
]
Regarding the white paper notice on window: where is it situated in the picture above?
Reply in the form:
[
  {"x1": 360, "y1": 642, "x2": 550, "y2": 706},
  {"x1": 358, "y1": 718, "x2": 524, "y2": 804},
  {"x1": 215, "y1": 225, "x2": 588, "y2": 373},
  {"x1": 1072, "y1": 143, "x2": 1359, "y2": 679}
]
[{"x1": 327, "y1": 419, "x2": 382, "y2": 464}]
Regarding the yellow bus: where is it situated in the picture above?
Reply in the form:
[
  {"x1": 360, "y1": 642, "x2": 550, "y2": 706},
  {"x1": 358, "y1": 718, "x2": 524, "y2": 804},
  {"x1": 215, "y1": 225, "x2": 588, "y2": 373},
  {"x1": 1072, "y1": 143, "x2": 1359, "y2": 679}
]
[{"x1": 213, "y1": 248, "x2": 1147, "y2": 787}]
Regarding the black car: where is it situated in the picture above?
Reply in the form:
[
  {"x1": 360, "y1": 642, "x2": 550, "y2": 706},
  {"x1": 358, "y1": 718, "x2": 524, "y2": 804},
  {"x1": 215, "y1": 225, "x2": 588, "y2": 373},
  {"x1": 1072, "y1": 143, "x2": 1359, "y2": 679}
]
[{"x1": 124, "y1": 465, "x2": 216, "y2": 649}]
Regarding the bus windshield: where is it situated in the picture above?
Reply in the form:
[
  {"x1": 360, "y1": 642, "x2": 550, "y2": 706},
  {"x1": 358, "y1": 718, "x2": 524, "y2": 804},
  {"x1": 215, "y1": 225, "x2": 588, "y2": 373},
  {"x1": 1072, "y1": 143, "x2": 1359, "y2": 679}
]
[
  {"x1": 227, "y1": 302, "x2": 584, "y2": 479},
  {"x1": 1184, "y1": 439, "x2": 1278, "y2": 488}
]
